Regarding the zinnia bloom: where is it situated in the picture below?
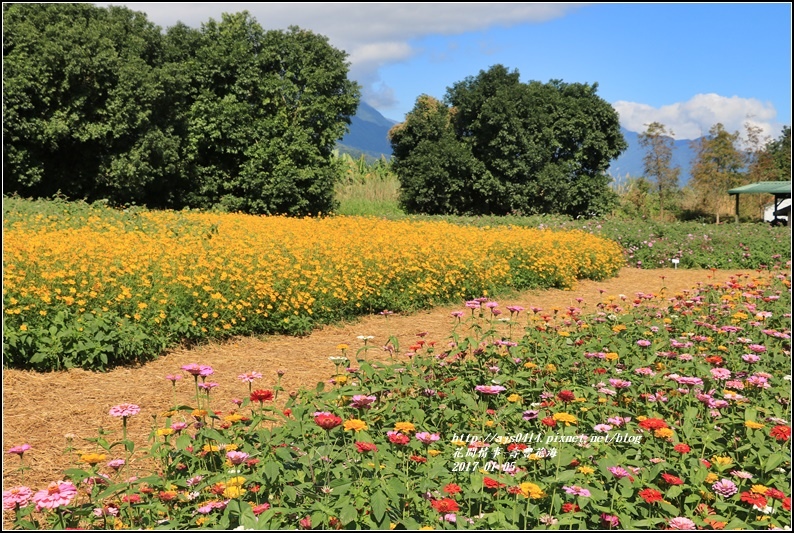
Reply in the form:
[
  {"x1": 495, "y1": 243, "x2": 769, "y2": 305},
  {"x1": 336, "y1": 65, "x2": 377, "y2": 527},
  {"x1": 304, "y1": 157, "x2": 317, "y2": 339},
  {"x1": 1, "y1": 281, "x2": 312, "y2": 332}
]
[
  {"x1": 673, "y1": 443, "x2": 691, "y2": 453},
  {"x1": 250, "y1": 389, "x2": 274, "y2": 403},
  {"x1": 712, "y1": 479, "x2": 738, "y2": 497},
  {"x1": 557, "y1": 390, "x2": 576, "y2": 402},
  {"x1": 668, "y1": 517, "x2": 696, "y2": 530},
  {"x1": 415, "y1": 432, "x2": 440, "y2": 444},
  {"x1": 483, "y1": 477, "x2": 505, "y2": 489},
  {"x1": 355, "y1": 442, "x2": 378, "y2": 453},
  {"x1": 226, "y1": 451, "x2": 250, "y2": 465},
  {"x1": 661, "y1": 473, "x2": 684, "y2": 485},
  {"x1": 553, "y1": 412, "x2": 577, "y2": 425},
  {"x1": 387, "y1": 431, "x2": 410, "y2": 446},
  {"x1": 343, "y1": 419, "x2": 368, "y2": 432},
  {"x1": 443, "y1": 483, "x2": 462, "y2": 495},
  {"x1": 475, "y1": 385, "x2": 506, "y2": 395},
  {"x1": 519, "y1": 482, "x2": 545, "y2": 499},
  {"x1": 3, "y1": 486, "x2": 33, "y2": 510},
  {"x1": 600, "y1": 513, "x2": 620, "y2": 528},
  {"x1": 639, "y1": 488, "x2": 663, "y2": 503},
  {"x1": 108, "y1": 404, "x2": 140, "y2": 418},
  {"x1": 770, "y1": 425, "x2": 791, "y2": 441},
  {"x1": 430, "y1": 498, "x2": 459, "y2": 513},
  {"x1": 638, "y1": 418, "x2": 667, "y2": 430},
  {"x1": 563, "y1": 485, "x2": 591, "y2": 497},
  {"x1": 32, "y1": 481, "x2": 78, "y2": 511},
  {"x1": 7, "y1": 444, "x2": 31, "y2": 456},
  {"x1": 394, "y1": 421, "x2": 416, "y2": 433},
  {"x1": 350, "y1": 395, "x2": 377, "y2": 409},
  {"x1": 314, "y1": 412, "x2": 342, "y2": 430},
  {"x1": 238, "y1": 371, "x2": 262, "y2": 383}
]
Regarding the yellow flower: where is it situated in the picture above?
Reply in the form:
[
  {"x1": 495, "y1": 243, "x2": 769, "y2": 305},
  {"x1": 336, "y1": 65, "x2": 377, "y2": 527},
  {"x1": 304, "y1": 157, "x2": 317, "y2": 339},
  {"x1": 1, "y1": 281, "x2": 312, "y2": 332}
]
[
  {"x1": 527, "y1": 453, "x2": 541, "y2": 461},
  {"x1": 611, "y1": 324, "x2": 626, "y2": 333},
  {"x1": 507, "y1": 393, "x2": 522, "y2": 403},
  {"x1": 605, "y1": 352, "x2": 619, "y2": 361},
  {"x1": 598, "y1": 397, "x2": 608, "y2": 403},
  {"x1": 545, "y1": 364, "x2": 557, "y2": 372},
  {"x1": 192, "y1": 409, "x2": 208, "y2": 418},
  {"x1": 159, "y1": 410, "x2": 177, "y2": 418},
  {"x1": 202, "y1": 444, "x2": 220, "y2": 453},
  {"x1": 450, "y1": 439, "x2": 466, "y2": 447},
  {"x1": 717, "y1": 345, "x2": 728, "y2": 352},
  {"x1": 224, "y1": 414, "x2": 243, "y2": 424},
  {"x1": 419, "y1": 527, "x2": 434, "y2": 530},
  {"x1": 333, "y1": 375, "x2": 348, "y2": 385},
  {"x1": 428, "y1": 449, "x2": 442, "y2": 457},
  {"x1": 227, "y1": 476, "x2": 246, "y2": 487},
  {"x1": 485, "y1": 420, "x2": 494, "y2": 427},
  {"x1": 337, "y1": 344, "x2": 349, "y2": 351},
  {"x1": 344, "y1": 419, "x2": 368, "y2": 432},
  {"x1": 394, "y1": 422, "x2": 416, "y2": 433},
  {"x1": 636, "y1": 415, "x2": 647, "y2": 422},
  {"x1": 196, "y1": 518, "x2": 206, "y2": 527},
  {"x1": 577, "y1": 466, "x2": 594, "y2": 475},
  {"x1": 223, "y1": 443, "x2": 239, "y2": 451},
  {"x1": 745, "y1": 421, "x2": 765, "y2": 430},
  {"x1": 705, "y1": 473, "x2": 719, "y2": 484},
  {"x1": 518, "y1": 482, "x2": 545, "y2": 499},
  {"x1": 712, "y1": 456, "x2": 733, "y2": 467},
  {"x1": 558, "y1": 330, "x2": 570, "y2": 337},
  {"x1": 81, "y1": 452, "x2": 107, "y2": 465},
  {"x1": 156, "y1": 428, "x2": 174, "y2": 437},
  {"x1": 654, "y1": 428, "x2": 674, "y2": 439},
  {"x1": 523, "y1": 362, "x2": 536, "y2": 369},
  {"x1": 19, "y1": 324, "x2": 27, "y2": 331},
  {"x1": 750, "y1": 485, "x2": 769, "y2": 494},
  {"x1": 553, "y1": 412, "x2": 577, "y2": 425},
  {"x1": 223, "y1": 485, "x2": 246, "y2": 499}
]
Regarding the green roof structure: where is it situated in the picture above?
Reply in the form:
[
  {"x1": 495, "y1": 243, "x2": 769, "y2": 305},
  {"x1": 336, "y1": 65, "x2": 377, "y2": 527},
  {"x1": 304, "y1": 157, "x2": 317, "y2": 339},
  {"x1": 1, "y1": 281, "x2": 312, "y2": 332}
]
[{"x1": 727, "y1": 181, "x2": 791, "y2": 223}]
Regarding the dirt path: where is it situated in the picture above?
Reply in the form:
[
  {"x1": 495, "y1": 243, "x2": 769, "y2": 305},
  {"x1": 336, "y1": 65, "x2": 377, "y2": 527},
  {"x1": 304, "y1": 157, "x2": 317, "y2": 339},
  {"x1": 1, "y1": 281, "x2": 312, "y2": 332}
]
[{"x1": 2, "y1": 267, "x2": 751, "y2": 493}]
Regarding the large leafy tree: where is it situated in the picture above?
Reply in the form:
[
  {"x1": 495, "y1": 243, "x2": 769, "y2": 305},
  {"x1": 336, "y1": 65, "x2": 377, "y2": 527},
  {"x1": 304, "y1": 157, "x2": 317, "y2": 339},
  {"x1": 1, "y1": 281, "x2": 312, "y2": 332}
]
[
  {"x1": 3, "y1": 3, "x2": 183, "y2": 205},
  {"x1": 689, "y1": 123, "x2": 744, "y2": 223},
  {"x1": 180, "y1": 14, "x2": 360, "y2": 215},
  {"x1": 390, "y1": 65, "x2": 626, "y2": 216},
  {"x1": 638, "y1": 122, "x2": 680, "y2": 220}
]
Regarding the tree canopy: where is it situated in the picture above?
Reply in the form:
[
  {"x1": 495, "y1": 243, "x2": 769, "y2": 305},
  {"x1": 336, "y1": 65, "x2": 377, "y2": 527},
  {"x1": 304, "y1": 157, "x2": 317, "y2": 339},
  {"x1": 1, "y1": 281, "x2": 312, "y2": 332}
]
[
  {"x1": 389, "y1": 65, "x2": 627, "y2": 216},
  {"x1": 3, "y1": 4, "x2": 360, "y2": 215}
]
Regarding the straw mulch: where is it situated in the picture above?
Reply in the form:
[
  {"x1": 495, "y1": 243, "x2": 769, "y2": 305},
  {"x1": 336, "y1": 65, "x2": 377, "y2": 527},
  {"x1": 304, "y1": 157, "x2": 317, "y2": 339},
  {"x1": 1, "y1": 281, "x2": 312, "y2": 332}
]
[{"x1": 2, "y1": 268, "x2": 750, "y2": 500}]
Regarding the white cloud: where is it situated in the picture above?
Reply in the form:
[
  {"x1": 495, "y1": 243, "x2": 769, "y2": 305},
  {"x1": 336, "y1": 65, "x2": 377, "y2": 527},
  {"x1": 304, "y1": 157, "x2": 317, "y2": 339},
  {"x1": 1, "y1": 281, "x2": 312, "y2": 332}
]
[
  {"x1": 97, "y1": 3, "x2": 582, "y2": 109},
  {"x1": 613, "y1": 94, "x2": 781, "y2": 141}
]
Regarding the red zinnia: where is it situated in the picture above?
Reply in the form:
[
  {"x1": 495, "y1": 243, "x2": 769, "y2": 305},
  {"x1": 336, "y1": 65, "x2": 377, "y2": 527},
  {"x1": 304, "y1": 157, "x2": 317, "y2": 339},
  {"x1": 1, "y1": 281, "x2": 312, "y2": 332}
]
[
  {"x1": 705, "y1": 355, "x2": 723, "y2": 365},
  {"x1": 507, "y1": 443, "x2": 527, "y2": 452},
  {"x1": 740, "y1": 491, "x2": 768, "y2": 507},
  {"x1": 541, "y1": 417, "x2": 557, "y2": 428},
  {"x1": 770, "y1": 425, "x2": 791, "y2": 442},
  {"x1": 387, "y1": 431, "x2": 410, "y2": 446},
  {"x1": 782, "y1": 497, "x2": 791, "y2": 511},
  {"x1": 483, "y1": 477, "x2": 505, "y2": 489},
  {"x1": 594, "y1": 368, "x2": 607, "y2": 374},
  {"x1": 410, "y1": 455, "x2": 427, "y2": 463},
  {"x1": 314, "y1": 413, "x2": 342, "y2": 430},
  {"x1": 639, "y1": 488, "x2": 664, "y2": 504},
  {"x1": 661, "y1": 473, "x2": 684, "y2": 485},
  {"x1": 443, "y1": 483, "x2": 462, "y2": 495},
  {"x1": 673, "y1": 443, "x2": 691, "y2": 454},
  {"x1": 430, "y1": 498, "x2": 459, "y2": 513},
  {"x1": 355, "y1": 442, "x2": 378, "y2": 453},
  {"x1": 639, "y1": 418, "x2": 668, "y2": 430},
  {"x1": 765, "y1": 488, "x2": 786, "y2": 500},
  {"x1": 250, "y1": 389, "x2": 274, "y2": 403},
  {"x1": 562, "y1": 503, "x2": 581, "y2": 513},
  {"x1": 557, "y1": 390, "x2": 576, "y2": 402}
]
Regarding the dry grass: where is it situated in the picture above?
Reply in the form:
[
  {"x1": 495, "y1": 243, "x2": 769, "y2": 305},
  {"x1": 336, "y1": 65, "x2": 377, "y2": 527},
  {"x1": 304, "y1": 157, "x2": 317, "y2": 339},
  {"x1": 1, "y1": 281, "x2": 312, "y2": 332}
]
[{"x1": 2, "y1": 268, "x2": 750, "y2": 498}]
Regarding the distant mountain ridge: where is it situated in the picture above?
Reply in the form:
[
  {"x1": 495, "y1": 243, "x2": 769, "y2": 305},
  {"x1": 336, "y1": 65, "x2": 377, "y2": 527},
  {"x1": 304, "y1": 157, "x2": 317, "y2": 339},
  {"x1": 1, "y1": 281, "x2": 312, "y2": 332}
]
[{"x1": 338, "y1": 105, "x2": 699, "y2": 185}]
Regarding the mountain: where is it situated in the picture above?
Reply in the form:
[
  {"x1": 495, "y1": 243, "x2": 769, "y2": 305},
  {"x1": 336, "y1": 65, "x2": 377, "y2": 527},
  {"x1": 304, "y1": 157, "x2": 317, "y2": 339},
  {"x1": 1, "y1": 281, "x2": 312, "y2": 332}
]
[
  {"x1": 608, "y1": 127, "x2": 698, "y2": 187},
  {"x1": 337, "y1": 101, "x2": 396, "y2": 161},
  {"x1": 338, "y1": 106, "x2": 701, "y2": 188}
]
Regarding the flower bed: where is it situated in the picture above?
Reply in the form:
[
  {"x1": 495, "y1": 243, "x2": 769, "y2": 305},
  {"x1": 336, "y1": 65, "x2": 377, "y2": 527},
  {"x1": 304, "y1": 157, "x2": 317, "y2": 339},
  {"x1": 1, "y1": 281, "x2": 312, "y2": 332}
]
[{"x1": 4, "y1": 266, "x2": 790, "y2": 530}]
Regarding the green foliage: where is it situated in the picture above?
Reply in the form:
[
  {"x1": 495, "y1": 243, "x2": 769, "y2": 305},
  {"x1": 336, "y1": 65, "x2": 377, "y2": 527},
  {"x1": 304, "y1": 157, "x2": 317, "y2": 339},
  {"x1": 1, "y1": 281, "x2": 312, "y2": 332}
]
[
  {"x1": 334, "y1": 153, "x2": 403, "y2": 216},
  {"x1": 638, "y1": 122, "x2": 681, "y2": 219},
  {"x1": 689, "y1": 123, "x2": 745, "y2": 223},
  {"x1": 3, "y1": 5, "x2": 360, "y2": 216},
  {"x1": 390, "y1": 65, "x2": 626, "y2": 217}
]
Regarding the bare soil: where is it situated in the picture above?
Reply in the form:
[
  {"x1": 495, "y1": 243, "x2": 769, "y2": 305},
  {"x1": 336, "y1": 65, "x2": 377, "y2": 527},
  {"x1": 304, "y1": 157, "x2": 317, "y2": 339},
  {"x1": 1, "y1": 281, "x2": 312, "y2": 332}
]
[{"x1": 2, "y1": 268, "x2": 750, "y2": 495}]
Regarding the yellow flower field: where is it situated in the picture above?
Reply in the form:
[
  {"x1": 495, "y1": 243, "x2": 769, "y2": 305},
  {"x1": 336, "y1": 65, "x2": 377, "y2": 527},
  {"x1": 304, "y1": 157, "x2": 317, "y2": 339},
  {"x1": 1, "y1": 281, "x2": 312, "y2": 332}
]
[{"x1": 3, "y1": 199, "x2": 624, "y2": 370}]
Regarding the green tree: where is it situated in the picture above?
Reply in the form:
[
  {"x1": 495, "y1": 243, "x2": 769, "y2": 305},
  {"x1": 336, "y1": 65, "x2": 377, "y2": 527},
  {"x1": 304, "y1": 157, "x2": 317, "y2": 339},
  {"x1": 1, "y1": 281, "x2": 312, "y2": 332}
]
[
  {"x1": 181, "y1": 14, "x2": 360, "y2": 215},
  {"x1": 390, "y1": 65, "x2": 626, "y2": 216},
  {"x1": 638, "y1": 122, "x2": 680, "y2": 220},
  {"x1": 3, "y1": 3, "x2": 183, "y2": 206},
  {"x1": 689, "y1": 123, "x2": 744, "y2": 223}
]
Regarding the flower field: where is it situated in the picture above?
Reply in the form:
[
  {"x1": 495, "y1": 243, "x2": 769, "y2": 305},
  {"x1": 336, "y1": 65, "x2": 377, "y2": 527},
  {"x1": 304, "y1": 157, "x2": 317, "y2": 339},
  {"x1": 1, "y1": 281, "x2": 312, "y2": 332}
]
[
  {"x1": 4, "y1": 266, "x2": 790, "y2": 530},
  {"x1": 3, "y1": 197, "x2": 624, "y2": 371}
]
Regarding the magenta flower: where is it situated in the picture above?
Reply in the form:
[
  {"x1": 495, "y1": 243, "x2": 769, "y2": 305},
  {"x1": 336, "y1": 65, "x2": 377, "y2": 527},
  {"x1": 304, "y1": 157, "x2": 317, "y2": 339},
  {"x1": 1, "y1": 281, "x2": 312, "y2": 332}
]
[
  {"x1": 3, "y1": 486, "x2": 33, "y2": 510},
  {"x1": 636, "y1": 339, "x2": 652, "y2": 347},
  {"x1": 32, "y1": 481, "x2": 78, "y2": 511},
  {"x1": 506, "y1": 306, "x2": 525, "y2": 314},
  {"x1": 350, "y1": 395, "x2": 377, "y2": 409},
  {"x1": 667, "y1": 517, "x2": 696, "y2": 530},
  {"x1": 238, "y1": 371, "x2": 262, "y2": 383},
  {"x1": 710, "y1": 368, "x2": 731, "y2": 380},
  {"x1": 475, "y1": 385, "x2": 506, "y2": 395},
  {"x1": 198, "y1": 365, "x2": 214, "y2": 378},
  {"x1": 170, "y1": 422, "x2": 188, "y2": 432},
  {"x1": 226, "y1": 451, "x2": 250, "y2": 465},
  {"x1": 181, "y1": 363, "x2": 202, "y2": 376},
  {"x1": 198, "y1": 382, "x2": 219, "y2": 391},
  {"x1": 186, "y1": 475, "x2": 204, "y2": 487},
  {"x1": 593, "y1": 424, "x2": 613, "y2": 433},
  {"x1": 608, "y1": 378, "x2": 632, "y2": 389},
  {"x1": 600, "y1": 513, "x2": 620, "y2": 528},
  {"x1": 450, "y1": 311, "x2": 465, "y2": 318},
  {"x1": 165, "y1": 374, "x2": 182, "y2": 384},
  {"x1": 108, "y1": 404, "x2": 140, "y2": 418},
  {"x1": 563, "y1": 485, "x2": 591, "y2": 497},
  {"x1": 415, "y1": 432, "x2": 441, "y2": 444},
  {"x1": 748, "y1": 344, "x2": 767, "y2": 353},
  {"x1": 742, "y1": 354, "x2": 761, "y2": 363},
  {"x1": 608, "y1": 466, "x2": 631, "y2": 479},
  {"x1": 7, "y1": 444, "x2": 31, "y2": 456},
  {"x1": 711, "y1": 479, "x2": 738, "y2": 497},
  {"x1": 106, "y1": 459, "x2": 126, "y2": 470}
]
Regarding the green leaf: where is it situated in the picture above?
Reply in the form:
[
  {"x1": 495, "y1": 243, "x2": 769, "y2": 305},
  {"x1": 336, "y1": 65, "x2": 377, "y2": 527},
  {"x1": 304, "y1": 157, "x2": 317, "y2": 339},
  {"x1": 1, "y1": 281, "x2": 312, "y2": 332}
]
[{"x1": 371, "y1": 490, "x2": 388, "y2": 524}]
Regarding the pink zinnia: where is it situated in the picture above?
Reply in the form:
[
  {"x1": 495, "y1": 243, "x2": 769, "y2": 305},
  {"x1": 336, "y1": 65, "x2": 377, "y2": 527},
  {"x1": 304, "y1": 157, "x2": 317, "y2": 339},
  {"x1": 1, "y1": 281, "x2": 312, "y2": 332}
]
[
  {"x1": 710, "y1": 368, "x2": 731, "y2": 380},
  {"x1": 668, "y1": 517, "x2": 696, "y2": 530},
  {"x1": 747, "y1": 344, "x2": 766, "y2": 353},
  {"x1": 32, "y1": 481, "x2": 77, "y2": 511},
  {"x1": 198, "y1": 382, "x2": 219, "y2": 391},
  {"x1": 636, "y1": 339, "x2": 651, "y2": 347},
  {"x1": 181, "y1": 363, "x2": 202, "y2": 375},
  {"x1": 7, "y1": 444, "x2": 31, "y2": 456},
  {"x1": 350, "y1": 395, "x2": 377, "y2": 409},
  {"x1": 238, "y1": 371, "x2": 262, "y2": 383},
  {"x1": 170, "y1": 422, "x2": 188, "y2": 432},
  {"x1": 475, "y1": 385, "x2": 506, "y2": 395},
  {"x1": 712, "y1": 479, "x2": 738, "y2": 497},
  {"x1": 107, "y1": 459, "x2": 126, "y2": 470},
  {"x1": 3, "y1": 486, "x2": 33, "y2": 510},
  {"x1": 415, "y1": 432, "x2": 440, "y2": 444},
  {"x1": 165, "y1": 374, "x2": 182, "y2": 383},
  {"x1": 226, "y1": 451, "x2": 250, "y2": 465},
  {"x1": 108, "y1": 403, "x2": 140, "y2": 418},
  {"x1": 198, "y1": 365, "x2": 214, "y2": 377}
]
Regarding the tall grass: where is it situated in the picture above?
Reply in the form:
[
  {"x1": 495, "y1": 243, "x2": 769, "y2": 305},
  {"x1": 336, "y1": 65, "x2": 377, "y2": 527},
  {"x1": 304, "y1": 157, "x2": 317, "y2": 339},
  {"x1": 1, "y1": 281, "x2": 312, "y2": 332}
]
[{"x1": 334, "y1": 153, "x2": 403, "y2": 216}]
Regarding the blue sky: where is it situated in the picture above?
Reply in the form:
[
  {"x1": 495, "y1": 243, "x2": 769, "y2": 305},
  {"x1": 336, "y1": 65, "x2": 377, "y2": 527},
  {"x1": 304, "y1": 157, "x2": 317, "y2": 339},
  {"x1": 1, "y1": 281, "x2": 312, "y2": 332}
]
[{"x1": 99, "y1": 3, "x2": 791, "y2": 141}]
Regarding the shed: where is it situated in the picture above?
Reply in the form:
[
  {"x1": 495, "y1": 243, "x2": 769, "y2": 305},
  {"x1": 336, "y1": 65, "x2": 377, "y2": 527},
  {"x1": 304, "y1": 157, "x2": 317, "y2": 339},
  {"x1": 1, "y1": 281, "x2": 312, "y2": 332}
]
[{"x1": 727, "y1": 181, "x2": 792, "y2": 223}]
